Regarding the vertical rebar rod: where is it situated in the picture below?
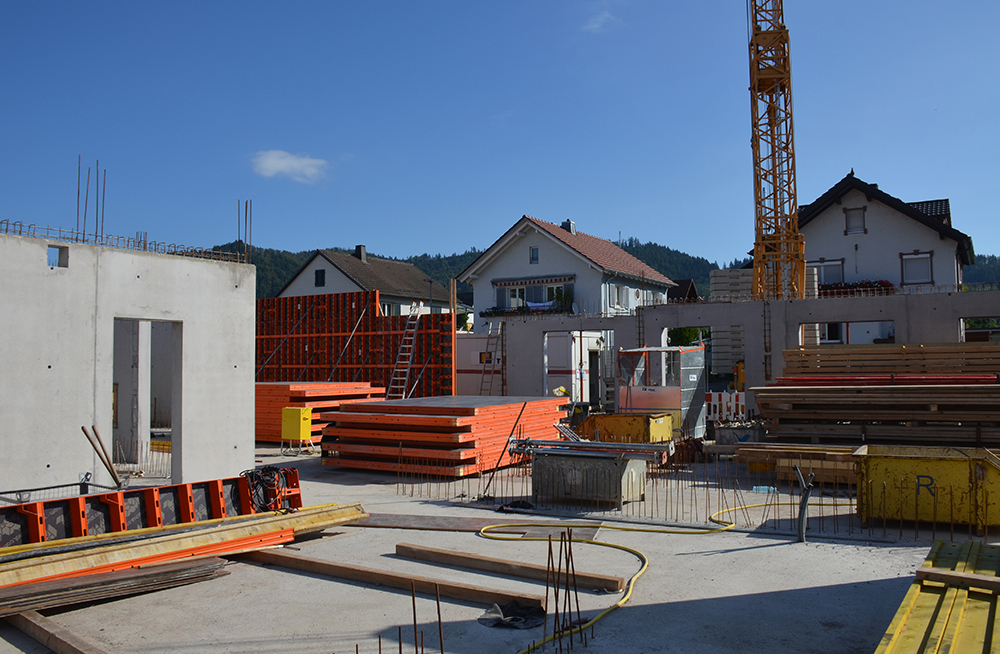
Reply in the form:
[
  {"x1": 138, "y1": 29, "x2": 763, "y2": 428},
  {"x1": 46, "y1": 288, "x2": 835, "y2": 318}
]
[
  {"x1": 411, "y1": 581, "x2": 418, "y2": 654},
  {"x1": 436, "y1": 583, "x2": 444, "y2": 654}
]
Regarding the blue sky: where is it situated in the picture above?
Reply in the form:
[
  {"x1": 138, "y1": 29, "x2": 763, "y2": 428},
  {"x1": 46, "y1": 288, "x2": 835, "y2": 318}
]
[{"x1": 3, "y1": 2, "x2": 998, "y2": 266}]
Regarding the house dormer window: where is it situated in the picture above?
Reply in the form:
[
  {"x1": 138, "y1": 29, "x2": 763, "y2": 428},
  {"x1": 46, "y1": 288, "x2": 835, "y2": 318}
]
[
  {"x1": 529, "y1": 246, "x2": 539, "y2": 264},
  {"x1": 315, "y1": 268, "x2": 326, "y2": 287},
  {"x1": 844, "y1": 207, "x2": 867, "y2": 235}
]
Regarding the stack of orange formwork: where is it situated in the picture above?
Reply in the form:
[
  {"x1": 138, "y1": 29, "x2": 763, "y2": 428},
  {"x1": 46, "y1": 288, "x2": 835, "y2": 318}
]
[
  {"x1": 321, "y1": 396, "x2": 568, "y2": 477},
  {"x1": 255, "y1": 382, "x2": 386, "y2": 444}
]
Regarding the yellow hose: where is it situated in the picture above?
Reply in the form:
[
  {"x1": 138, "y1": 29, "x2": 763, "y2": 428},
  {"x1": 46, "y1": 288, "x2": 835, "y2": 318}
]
[{"x1": 482, "y1": 498, "x2": 840, "y2": 653}]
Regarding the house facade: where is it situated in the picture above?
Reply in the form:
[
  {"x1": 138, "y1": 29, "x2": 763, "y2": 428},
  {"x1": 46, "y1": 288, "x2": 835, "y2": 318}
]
[
  {"x1": 279, "y1": 246, "x2": 451, "y2": 316},
  {"x1": 457, "y1": 216, "x2": 675, "y2": 331},
  {"x1": 798, "y1": 172, "x2": 975, "y2": 343}
]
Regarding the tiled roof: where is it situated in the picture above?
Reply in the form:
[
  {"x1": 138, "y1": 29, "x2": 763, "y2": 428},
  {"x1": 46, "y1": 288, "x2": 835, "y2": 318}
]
[
  {"x1": 523, "y1": 216, "x2": 675, "y2": 287},
  {"x1": 907, "y1": 199, "x2": 951, "y2": 226},
  {"x1": 318, "y1": 250, "x2": 450, "y2": 299}
]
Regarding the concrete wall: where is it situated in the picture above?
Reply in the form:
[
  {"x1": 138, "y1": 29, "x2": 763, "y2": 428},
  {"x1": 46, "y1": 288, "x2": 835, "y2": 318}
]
[
  {"x1": 0, "y1": 234, "x2": 256, "y2": 490},
  {"x1": 801, "y1": 188, "x2": 961, "y2": 287},
  {"x1": 502, "y1": 289, "x2": 1000, "y2": 415}
]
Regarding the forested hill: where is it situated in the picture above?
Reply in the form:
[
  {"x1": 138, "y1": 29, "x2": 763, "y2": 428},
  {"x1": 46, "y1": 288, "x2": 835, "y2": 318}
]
[
  {"x1": 964, "y1": 254, "x2": 1000, "y2": 284},
  {"x1": 213, "y1": 240, "x2": 748, "y2": 300}
]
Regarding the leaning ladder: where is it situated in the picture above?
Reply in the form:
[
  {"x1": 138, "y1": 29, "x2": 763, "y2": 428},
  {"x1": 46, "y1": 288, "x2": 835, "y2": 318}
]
[
  {"x1": 479, "y1": 322, "x2": 501, "y2": 396},
  {"x1": 386, "y1": 303, "x2": 421, "y2": 400}
]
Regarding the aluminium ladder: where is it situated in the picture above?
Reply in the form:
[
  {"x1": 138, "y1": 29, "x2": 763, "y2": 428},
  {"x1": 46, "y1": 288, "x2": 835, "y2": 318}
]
[
  {"x1": 386, "y1": 302, "x2": 421, "y2": 400},
  {"x1": 479, "y1": 322, "x2": 502, "y2": 396}
]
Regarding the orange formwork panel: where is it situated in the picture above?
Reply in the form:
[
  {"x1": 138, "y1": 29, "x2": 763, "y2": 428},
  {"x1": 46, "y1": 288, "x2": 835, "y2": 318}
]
[
  {"x1": 320, "y1": 397, "x2": 567, "y2": 477},
  {"x1": 256, "y1": 291, "x2": 456, "y2": 397},
  {"x1": 0, "y1": 470, "x2": 302, "y2": 549}
]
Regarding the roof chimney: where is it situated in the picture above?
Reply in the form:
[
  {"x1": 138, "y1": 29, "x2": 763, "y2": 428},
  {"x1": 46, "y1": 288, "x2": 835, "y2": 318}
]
[
  {"x1": 561, "y1": 220, "x2": 576, "y2": 235},
  {"x1": 354, "y1": 245, "x2": 367, "y2": 264}
]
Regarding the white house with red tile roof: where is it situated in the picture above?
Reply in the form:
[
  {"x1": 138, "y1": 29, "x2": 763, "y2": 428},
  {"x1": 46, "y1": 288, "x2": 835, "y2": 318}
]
[{"x1": 457, "y1": 216, "x2": 675, "y2": 333}]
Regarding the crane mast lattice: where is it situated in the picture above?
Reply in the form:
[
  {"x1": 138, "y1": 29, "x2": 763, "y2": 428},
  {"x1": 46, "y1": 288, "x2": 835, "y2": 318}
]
[{"x1": 749, "y1": 0, "x2": 805, "y2": 300}]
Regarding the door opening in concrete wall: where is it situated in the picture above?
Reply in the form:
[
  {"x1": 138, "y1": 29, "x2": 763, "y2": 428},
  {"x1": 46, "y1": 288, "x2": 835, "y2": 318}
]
[
  {"x1": 542, "y1": 331, "x2": 605, "y2": 406},
  {"x1": 112, "y1": 319, "x2": 180, "y2": 480}
]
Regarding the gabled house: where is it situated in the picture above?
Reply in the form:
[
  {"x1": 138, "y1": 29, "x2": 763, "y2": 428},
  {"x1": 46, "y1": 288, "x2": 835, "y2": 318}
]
[
  {"x1": 278, "y1": 246, "x2": 450, "y2": 316},
  {"x1": 457, "y1": 216, "x2": 675, "y2": 332},
  {"x1": 799, "y1": 172, "x2": 975, "y2": 344},
  {"x1": 799, "y1": 172, "x2": 975, "y2": 291}
]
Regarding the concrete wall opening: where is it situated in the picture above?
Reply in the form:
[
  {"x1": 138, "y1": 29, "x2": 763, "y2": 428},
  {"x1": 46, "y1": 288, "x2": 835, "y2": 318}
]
[
  {"x1": 963, "y1": 317, "x2": 1000, "y2": 342},
  {"x1": 799, "y1": 320, "x2": 895, "y2": 346},
  {"x1": 112, "y1": 319, "x2": 181, "y2": 480},
  {"x1": 542, "y1": 331, "x2": 606, "y2": 407}
]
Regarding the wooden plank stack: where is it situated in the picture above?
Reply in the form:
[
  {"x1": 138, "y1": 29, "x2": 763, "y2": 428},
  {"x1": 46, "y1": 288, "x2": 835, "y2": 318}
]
[
  {"x1": 255, "y1": 382, "x2": 385, "y2": 443},
  {"x1": 321, "y1": 396, "x2": 568, "y2": 477},
  {"x1": 782, "y1": 343, "x2": 1000, "y2": 376},
  {"x1": 754, "y1": 343, "x2": 1000, "y2": 447},
  {"x1": 734, "y1": 444, "x2": 857, "y2": 485}
]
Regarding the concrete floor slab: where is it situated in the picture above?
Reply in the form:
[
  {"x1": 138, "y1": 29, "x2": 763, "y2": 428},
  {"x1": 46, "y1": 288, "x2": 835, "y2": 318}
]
[{"x1": 1, "y1": 446, "x2": 930, "y2": 654}]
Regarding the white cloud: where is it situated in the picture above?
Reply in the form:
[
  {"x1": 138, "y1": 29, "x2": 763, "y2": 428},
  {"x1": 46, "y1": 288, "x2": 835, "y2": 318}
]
[
  {"x1": 252, "y1": 150, "x2": 328, "y2": 183},
  {"x1": 582, "y1": 10, "x2": 615, "y2": 33}
]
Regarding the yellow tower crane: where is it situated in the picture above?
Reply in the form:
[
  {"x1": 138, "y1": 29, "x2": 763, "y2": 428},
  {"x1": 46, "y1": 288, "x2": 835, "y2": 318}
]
[{"x1": 748, "y1": 0, "x2": 805, "y2": 300}]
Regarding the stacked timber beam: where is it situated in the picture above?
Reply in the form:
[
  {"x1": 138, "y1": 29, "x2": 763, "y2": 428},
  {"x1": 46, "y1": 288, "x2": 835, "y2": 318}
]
[
  {"x1": 0, "y1": 502, "x2": 367, "y2": 589},
  {"x1": 734, "y1": 444, "x2": 857, "y2": 485},
  {"x1": 322, "y1": 396, "x2": 568, "y2": 477},
  {"x1": 754, "y1": 343, "x2": 1000, "y2": 446},
  {"x1": 781, "y1": 343, "x2": 1000, "y2": 376},
  {"x1": 256, "y1": 290, "x2": 456, "y2": 398},
  {"x1": 255, "y1": 382, "x2": 385, "y2": 443}
]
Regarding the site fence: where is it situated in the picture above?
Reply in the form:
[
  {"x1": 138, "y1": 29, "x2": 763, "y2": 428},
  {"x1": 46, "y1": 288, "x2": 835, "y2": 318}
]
[{"x1": 391, "y1": 451, "x2": 998, "y2": 545}]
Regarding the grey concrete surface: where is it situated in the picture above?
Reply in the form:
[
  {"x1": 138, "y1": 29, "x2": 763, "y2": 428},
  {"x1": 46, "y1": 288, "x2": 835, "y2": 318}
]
[{"x1": 1, "y1": 447, "x2": 930, "y2": 654}]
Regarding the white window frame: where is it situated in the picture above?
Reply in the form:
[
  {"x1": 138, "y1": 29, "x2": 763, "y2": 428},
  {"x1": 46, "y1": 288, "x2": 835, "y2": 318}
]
[
  {"x1": 509, "y1": 286, "x2": 525, "y2": 308},
  {"x1": 529, "y1": 246, "x2": 539, "y2": 264},
  {"x1": 807, "y1": 259, "x2": 845, "y2": 285}
]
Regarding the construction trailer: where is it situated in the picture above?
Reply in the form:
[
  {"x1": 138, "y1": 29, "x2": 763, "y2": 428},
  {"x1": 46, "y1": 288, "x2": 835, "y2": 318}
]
[{"x1": 616, "y1": 344, "x2": 707, "y2": 440}]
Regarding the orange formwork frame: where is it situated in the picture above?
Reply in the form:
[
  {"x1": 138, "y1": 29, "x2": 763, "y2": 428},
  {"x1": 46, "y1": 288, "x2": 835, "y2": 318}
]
[
  {"x1": 255, "y1": 291, "x2": 456, "y2": 398},
  {"x1": 0, "y1": 471, "x2": 302, "y2": 549}
]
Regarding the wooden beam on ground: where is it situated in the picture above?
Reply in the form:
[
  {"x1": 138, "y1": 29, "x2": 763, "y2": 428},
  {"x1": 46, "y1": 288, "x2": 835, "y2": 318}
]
[
  {"x1": 240, "y1": 549, "x2": 545, "y2": 608},
  {"x1": 5, "y1": 611, "x2": 111, "y2": 654},
  {"x1": 395, "y1": 542, "x2": 624, "y2": 592},
  {"x1": 915, "y1": 567, "x2": 1000, "y2": 593}
]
